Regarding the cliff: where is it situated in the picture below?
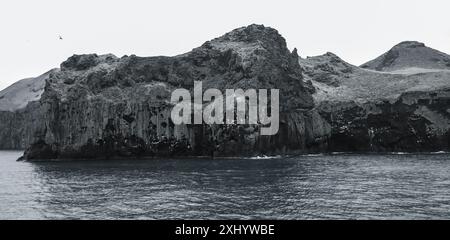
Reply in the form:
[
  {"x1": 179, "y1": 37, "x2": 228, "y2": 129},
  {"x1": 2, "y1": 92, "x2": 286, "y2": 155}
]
[
  {"x1": 300, "y1": 45, "x2": 450, "y2": 152},
  {"x1": 0, "y1": 70, "x2": 57, "y2": 149},
  {"x1": 13, "y1": 24, "x2": 330, "y2": 159}
]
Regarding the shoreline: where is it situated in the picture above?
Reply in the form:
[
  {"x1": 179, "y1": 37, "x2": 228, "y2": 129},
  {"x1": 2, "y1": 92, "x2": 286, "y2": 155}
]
[{"x1": 5, "y1": 150, "x2": 449, "y2": 162}]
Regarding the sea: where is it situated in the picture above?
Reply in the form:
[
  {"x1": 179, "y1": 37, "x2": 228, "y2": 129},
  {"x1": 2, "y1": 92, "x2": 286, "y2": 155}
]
[{"x1": 0, "y1": 150, "x2": 449, "y2": 219}]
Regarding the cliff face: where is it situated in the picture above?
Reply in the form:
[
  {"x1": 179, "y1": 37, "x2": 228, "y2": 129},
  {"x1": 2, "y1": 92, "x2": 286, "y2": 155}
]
[
  {"x1": 316, "y1": 90, "x2": 450, "y2": 152},
  {"x1": 301, "y1": 46, "x2": 450, "y2": 152},
  {"x1": 19, "y1": 24, "x2": 330, "y2": 159},
  {"x1": 0, "y1": 102, "x2": 46, "y2": 150},
  {"x1": 0, "y1": 70, "x2": 56, "y2": 149}
]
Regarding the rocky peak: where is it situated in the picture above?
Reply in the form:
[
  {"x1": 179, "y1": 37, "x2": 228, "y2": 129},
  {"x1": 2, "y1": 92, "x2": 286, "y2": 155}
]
[
  {"x1": 319, "y1": 52, "x2": 353, "y2": 67},
  {"x1": 188, "y1": 24, "x2": 311, "y2": 109},
  {"x1": 199, "y1": 24, "x2": 293, "y2": 61},
  {"x1": 61, "y1": 54, "x2": 118, "y2": 71},
  {"x1": 301, "y1": 52, "x2": 354, "y2": 68},
  {"x1": 299, "y1": 52, "x2": 356, "y2": 87},
  {"x1": 209, "y1": 24, "x2": 285, "y2": 45},
  {"x1": 361, "y1": 41, "x2": 450, "y2": 72},
  {"x1": 393, "y1": 41, "x2": 426, "y2": 49}
]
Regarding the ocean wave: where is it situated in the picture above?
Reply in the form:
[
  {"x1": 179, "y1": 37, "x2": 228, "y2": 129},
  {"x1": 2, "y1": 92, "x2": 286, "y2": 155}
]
[
  {"x1": 391, "y1": 152, "x2": 409, "y2": 155},
  {"x1": 249, "y1": 155, "x2": 282, "y2": 160},
  {"x1": 430, "y1": 151, "x2": 449, "y2": 154}
]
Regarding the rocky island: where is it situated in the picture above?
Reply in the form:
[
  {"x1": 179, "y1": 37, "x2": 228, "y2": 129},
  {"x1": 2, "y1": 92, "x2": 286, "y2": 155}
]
[
  {"x1": 1, "y1": 24, "x2": 330, "y2": 160},
  {"x1": 0, "y1": 25, "x2": 449, "y2": 160}
]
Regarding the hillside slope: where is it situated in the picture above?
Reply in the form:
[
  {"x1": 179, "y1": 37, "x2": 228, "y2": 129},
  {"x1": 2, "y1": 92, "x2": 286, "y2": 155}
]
[
  {"x1": 0, "y1": 69, "x2": 56, "y2": 112},
  {"x1": 360, "y1": 41, "x2": 450, "y2": 72}
]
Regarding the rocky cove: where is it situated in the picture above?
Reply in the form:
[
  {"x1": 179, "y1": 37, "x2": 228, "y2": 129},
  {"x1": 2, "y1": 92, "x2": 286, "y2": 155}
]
[{"x1": 0, "y1": 24, "x2": 449, "y2": 160}]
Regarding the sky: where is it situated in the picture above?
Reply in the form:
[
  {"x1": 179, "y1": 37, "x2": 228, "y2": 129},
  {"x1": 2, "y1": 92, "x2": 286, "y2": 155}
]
[{"x1": 0, "y1": 0, "x2": 449, "y2": 90}]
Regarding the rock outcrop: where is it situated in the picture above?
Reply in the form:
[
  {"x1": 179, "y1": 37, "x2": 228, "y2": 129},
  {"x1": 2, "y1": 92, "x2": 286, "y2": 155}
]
[
  {"x1": 301, "y1": 46, "x2": 450, "y2": 152},
  {"x1": 14, "y1": 24, "x2": 330, "y2": 160}
]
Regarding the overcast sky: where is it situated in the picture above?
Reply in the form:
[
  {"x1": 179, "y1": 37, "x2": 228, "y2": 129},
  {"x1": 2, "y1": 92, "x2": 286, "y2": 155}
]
[{"x1": 0, "y1": 0, "x2": 449, "y2": 90}]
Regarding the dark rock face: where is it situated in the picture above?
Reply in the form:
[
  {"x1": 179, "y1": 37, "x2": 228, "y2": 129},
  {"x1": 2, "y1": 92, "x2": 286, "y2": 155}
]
[
  {"x1": 0, "y1": 102, "x2": 45, "y2": 150},
  {"x1": 21, "y1": 24, "x2": 330, "y2": 160}
]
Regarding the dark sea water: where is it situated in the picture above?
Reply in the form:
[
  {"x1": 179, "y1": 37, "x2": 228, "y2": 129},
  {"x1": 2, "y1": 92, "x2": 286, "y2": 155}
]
[{"x1": 0, "y1": 150, "x2": 449, "y2": 219}]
